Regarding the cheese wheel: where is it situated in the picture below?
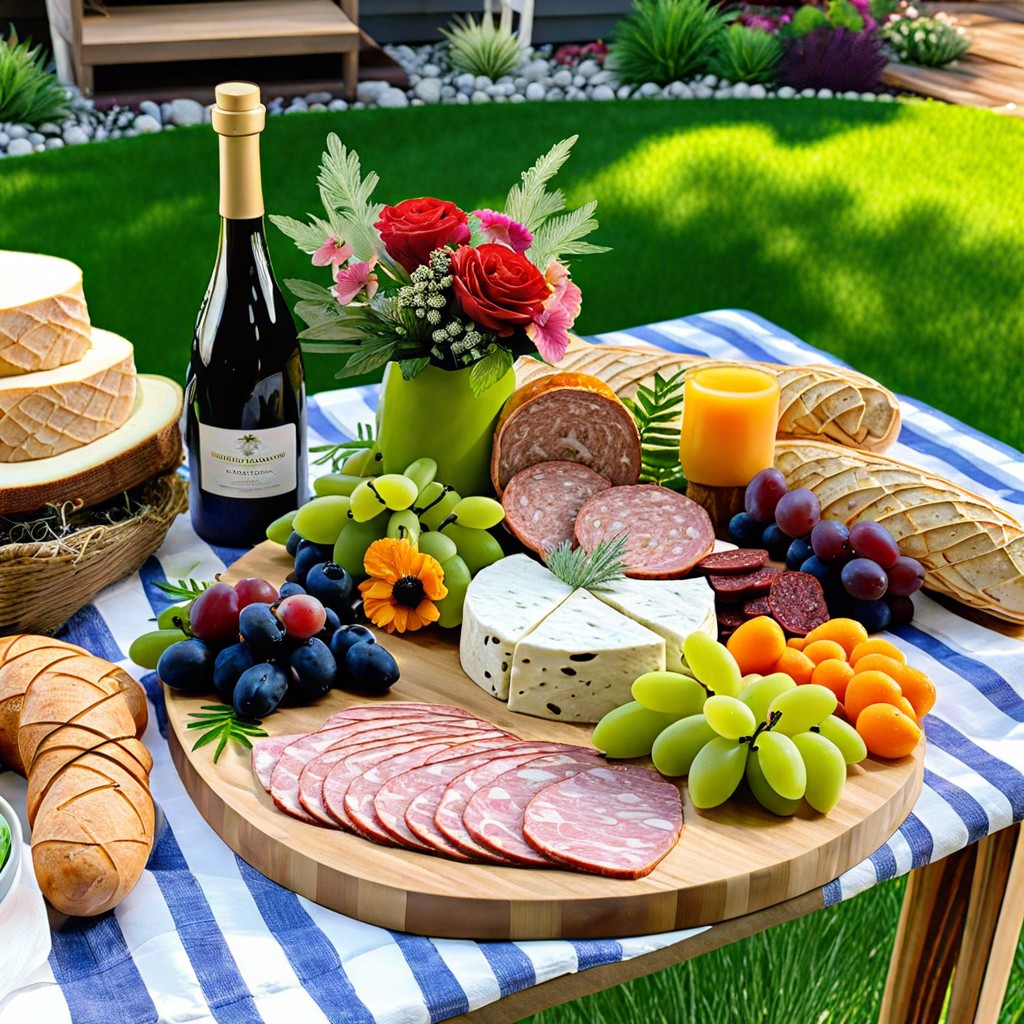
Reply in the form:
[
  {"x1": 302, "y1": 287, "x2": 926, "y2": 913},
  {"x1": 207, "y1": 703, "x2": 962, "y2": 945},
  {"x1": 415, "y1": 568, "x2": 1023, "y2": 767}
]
[
  {"x1": 0, "y1": 251, "x2": 92, "y2": 377},
  {"x1": 0, "y1": 328, "x2": 137, "y2": 462},
  {"x1": 0, "y1": 374, "x2": 182, "y2": 514}
]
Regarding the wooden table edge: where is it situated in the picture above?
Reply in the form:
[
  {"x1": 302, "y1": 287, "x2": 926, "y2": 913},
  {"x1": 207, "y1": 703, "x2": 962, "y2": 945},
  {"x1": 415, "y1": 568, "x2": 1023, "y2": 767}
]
[{"x1": 444, "y1": 887, "x2": 826, "y2": 1024}]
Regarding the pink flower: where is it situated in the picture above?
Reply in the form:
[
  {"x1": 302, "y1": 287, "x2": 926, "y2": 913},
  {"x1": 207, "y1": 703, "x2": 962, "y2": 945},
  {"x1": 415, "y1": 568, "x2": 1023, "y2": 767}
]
[
  {"x1": 472, "y1": 209, "x2": 533, "y2": 253},
  {"x1": 332, "y1": 256, "x2": 379, "y2": 305},
  {"x1": 312, "y1": 236, "x2": 355, "y2": 267},
  {"x1": 526, "y1": 260, "x2": 582, "y2": 363}
]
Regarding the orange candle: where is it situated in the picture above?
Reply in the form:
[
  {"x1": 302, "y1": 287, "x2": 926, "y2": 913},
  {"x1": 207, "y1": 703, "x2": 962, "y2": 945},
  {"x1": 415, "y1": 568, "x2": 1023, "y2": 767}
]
[{"x1": 680, "y1": 367, "x2": 780, "y2": 487}]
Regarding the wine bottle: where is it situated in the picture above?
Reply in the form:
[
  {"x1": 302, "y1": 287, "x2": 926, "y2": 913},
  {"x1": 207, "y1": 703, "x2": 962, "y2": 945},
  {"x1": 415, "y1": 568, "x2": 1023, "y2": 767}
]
[{"x1": 185, "y1": 81, "x2": 308, "y2": 547}]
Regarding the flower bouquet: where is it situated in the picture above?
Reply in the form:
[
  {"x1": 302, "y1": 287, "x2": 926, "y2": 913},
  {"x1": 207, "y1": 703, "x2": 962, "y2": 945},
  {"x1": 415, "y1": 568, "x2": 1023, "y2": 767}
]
[{"x1": 272, "y1": 136, "x2": 606, "y2": 496}]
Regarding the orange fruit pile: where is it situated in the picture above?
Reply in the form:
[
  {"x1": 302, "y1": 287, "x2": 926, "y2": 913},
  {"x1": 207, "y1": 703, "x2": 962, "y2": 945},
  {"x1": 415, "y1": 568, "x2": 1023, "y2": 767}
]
[{"x1": 727, "y1": 617, "x2": 934, "y2": 759}]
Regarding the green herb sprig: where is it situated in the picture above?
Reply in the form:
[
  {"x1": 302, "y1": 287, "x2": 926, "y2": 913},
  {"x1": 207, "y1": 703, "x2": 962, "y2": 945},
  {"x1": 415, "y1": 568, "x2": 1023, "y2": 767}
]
[
  {"x1": 156, "y1": 578, "x2": 212, "y2": 602},
  {"x1": 187, "y1": 705, "x2": 268, "y2": 764},
  {"x1": 0, "y1": 816, "x2": 10, "y2": 874},
  {"x1": 545, "y1": 536, "x2": 628, "y2": 590},
  {"x1": 310, "y1": 422, "x2": 376, "y2": 471},
  {"x1": 623, "y1": 369, "x2": 688, "y2": 491}
]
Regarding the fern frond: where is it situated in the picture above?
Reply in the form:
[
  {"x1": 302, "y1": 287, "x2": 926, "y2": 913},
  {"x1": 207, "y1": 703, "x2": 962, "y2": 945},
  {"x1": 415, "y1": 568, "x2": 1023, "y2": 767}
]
[
  {"x1": 623, "y1": 369, "x2": 688, "y2": 490},
  {"x1": 504, "y1": 136, "x2": 578, "y2": 232},
  {"x1": 545, "y1": 536, "x2": 628, "y2": 589},
  {"x1": 270, "y1": 213, "x2": 334, "y2": 254},
  {"x1": 528, "y1": 201, "x2": 610, "y2": 269},
  {"x1": 317, "y1": 134, "x2": 386, "y2": 261}
]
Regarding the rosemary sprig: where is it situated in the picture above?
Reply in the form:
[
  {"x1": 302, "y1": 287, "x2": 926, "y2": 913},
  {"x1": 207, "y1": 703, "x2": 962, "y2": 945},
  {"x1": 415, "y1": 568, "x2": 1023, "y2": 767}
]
[
  {"x1": 623, "y1": 369, "x2": 688, "y2": 491},
  {"x1": 0, "y1": 816, "x2": 10, "y2": 874},
  {"x1": 156, "y1": 578, "x2": 212, "y2": 601},
  {"x1": 310, "y1": 422, "x2": 376, "y2": 470},
  {"x1": 187, "y1": 705, "x2": 268, "y2": 764},
  {"x1": 545, "y1": 535, "x2": 628, "y2": 590}
]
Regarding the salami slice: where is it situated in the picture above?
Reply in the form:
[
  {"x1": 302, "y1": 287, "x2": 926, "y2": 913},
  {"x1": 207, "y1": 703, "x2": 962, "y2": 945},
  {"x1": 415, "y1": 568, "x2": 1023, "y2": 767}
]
[
  {"x1": 342, "y1": 733, "x2": 509, "y2": 845},
  {"x1": 716, "y1": 608, "x2": 746, "y2": 632},
  {"x1": 406, "y1": 785, "x2": 477, "y2": 861},
  {"x1": 317, "y1": 703, "x2": 479, "y2": 731},
  {"x1": 501, "y1": 461, "x2": 611, "y2": 556},
  {"x1": 768, "y1": 570, "x2": 830, "y2": 636},
  {"x1": 695, "y1": 549, "x2": 768, "y2": 574},
  {"x1": 378, "y1": 740, "x2": 586, "y2": 855},
  {"x1": 574, "y1": 485, "x2": 714, "y2": 579},
  {"x1": 742, "y1": 596, "x2": 772, "y2": 618},
  {"x1": 522, "y1": 764, "x2": 682, "y2": 879},
  {"x1": 491, "y1": 389, "x2": 641, "y2": 495},
  {"x1": 708, "y1": 566, "x2": 780, "y2": 598},
  {"x1": 434, "y1": 746, "x2": 603, "y2": 861},
  {"x1": 251, "y1": 734, "x2": 304, "y2": 793},
  {"x1": 297, "y1": 719, "x2": 501, "y2": 825},
  {"x1": 463, "y1": 754, "x2": 609, "y2": 866}
]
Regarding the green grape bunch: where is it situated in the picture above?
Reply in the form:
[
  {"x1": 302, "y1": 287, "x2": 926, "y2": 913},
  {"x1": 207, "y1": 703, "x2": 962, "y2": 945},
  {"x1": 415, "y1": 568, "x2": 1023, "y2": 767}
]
[{"x1": 592, "y1": 631, "x2": 869, "y2": 817}]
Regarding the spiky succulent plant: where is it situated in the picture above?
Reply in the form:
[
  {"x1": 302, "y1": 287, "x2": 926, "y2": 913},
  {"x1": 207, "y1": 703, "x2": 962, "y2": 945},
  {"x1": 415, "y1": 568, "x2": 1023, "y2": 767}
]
[
  {"x1": 441, "y1": 14, "x2": 523, "y2": 81},
  {"x1": 710, "y1": 23, "x2": 785, "y2": 84}
]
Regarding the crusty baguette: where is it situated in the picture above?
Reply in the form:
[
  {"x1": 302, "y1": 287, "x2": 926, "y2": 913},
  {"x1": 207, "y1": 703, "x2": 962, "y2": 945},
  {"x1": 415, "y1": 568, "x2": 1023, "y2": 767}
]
[
  {"x1": 515, "y1": 338, "x2": 901, "y2": 452},
  {"x1": 775, "y1": 440, "x2": 1024, "y2": 624},
  {"x1": 0, "y1": 635, "x2": 155, "y2": 916},
  {"x1": 31, "y1": 757, "x2": 154, "y2": 917},
  {"x1": 0, "y1": 636, "x2": 147, "y2": 774}
]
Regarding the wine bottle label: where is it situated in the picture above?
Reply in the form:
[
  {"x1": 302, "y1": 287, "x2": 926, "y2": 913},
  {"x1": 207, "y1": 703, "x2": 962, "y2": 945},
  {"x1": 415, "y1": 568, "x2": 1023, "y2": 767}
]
[{"x1": 197, "y1": 422, "x2": 297, "y2": 498}]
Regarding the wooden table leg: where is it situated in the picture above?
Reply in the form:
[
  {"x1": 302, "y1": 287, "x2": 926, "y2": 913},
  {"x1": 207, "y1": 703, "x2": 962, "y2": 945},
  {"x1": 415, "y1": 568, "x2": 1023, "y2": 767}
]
[
  {"x1": 879, "y1": 823, "x2": 1023, "y2": 1024},
  {"x1": 947, "y1": 823, "x2": 1024, "y2": 1024}
]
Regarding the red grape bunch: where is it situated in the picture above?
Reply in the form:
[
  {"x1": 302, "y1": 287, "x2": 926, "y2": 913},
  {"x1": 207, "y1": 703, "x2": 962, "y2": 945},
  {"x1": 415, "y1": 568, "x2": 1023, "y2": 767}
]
[{"x1": 729, "y1": 469, "x2": 925, "y2": 631}]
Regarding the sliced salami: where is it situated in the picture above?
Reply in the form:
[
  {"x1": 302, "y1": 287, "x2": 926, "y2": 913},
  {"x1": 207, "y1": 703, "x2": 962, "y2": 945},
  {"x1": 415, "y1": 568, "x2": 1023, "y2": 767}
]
[
  {"x1": 695, "y1": 548, "x2": 768, "y2": 574},
  {"x1": 317, "y1": 703, "x2": 479, "y2": 731},
  {"x1": 251, "y1": 734, "x2": 304, "y2": 793},
  {"x1": 501, "y1": 461, "x2": 611, "y2": 556},
  {"x1": 491, "y1": 388, "x2": 641, "y2": 495},
  {"x1": 522, "y1": 764, "x2": 682, "y2": 879},
  {"x1": 716, "y1": 608, "x2": 746, "y2": 632},
  {"x1": 434, "y1": 746, "x2": 603, "y2": 861},
  {"x1": 574, "y1": 485, "x2": 714, "y2": 579},
  {"x1": 708, "y1": 566, "x2": 780, "y2": 598},
  {"x1": 406, "y1": 784, "x2": 477, "y2": 861},
  {"x1": 376, "y1": 740, "x2": 585, "y2": 853},
  {"x1": 768, "y1": 570, "x2": 830, "y2": 636},
  {"x1": 462, "y1": 754, "x2": 609, "y2": 866},
  {"x1": 742, "y1": 596, "x2": 772, "y2": 618},
  {"x1": 297, "y1": 720, "x2": 497, "y2": 825},
  {"x1": 373, "y1": 740, "x2": 520, "y2": 849},
  {"x1": 342, "y1": 733, "x2": 509, "y2": 845}
]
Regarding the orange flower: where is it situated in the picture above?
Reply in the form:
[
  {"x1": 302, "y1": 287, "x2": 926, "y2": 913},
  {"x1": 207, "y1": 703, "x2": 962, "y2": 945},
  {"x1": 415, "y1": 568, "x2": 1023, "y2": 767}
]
[{"x1": 358, "y1": 538, "x2": 448, "y2": 634}]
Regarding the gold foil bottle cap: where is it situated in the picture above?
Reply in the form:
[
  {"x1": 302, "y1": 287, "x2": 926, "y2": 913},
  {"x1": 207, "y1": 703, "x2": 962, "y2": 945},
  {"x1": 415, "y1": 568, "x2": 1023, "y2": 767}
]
[{"x1": 212, "y1": 81, "x2": 265, "y2": 137}]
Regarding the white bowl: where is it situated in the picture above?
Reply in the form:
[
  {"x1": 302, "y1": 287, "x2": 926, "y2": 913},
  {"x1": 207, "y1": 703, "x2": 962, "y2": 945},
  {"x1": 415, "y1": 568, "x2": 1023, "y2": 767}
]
[{"x1": 0, "y1": 793, "x2": 23, "y2": 909}]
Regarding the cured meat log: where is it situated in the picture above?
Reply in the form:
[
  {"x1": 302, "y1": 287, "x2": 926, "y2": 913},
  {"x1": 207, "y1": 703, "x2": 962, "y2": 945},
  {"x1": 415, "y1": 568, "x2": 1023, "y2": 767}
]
[
  {"x1": 491, "y1": 385, "x2": 641, "y2": 496},
  {"x1": 251, "y1": 702, "x2": 683, "y2": 879}
]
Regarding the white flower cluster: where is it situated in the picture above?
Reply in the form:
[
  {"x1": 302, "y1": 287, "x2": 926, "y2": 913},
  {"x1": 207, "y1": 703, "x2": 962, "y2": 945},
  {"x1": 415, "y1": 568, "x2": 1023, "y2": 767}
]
[{"x1": 882, "y1": 6, "x2": 970, "y2": 66}]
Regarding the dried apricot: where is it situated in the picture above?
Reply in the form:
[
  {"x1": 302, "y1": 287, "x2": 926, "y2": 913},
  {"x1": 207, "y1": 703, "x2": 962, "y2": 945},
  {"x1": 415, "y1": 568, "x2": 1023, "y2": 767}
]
[
  {"x1": 850, "y1": 638, "x2": 907, "y2": 667},
  {"x1": 803, "y1": 639, "x2": 849, "y2": 666},
  {"x1": 770, "y1": 647, "x2": 816, "y2": 686},
  {"x1": 844, "y1": 670, "x2": 915, "y2": 724},
  {"x1": 851, "y1": 653, "x2": 906, "y2": 679},
  {"x1": 726, "y1": 616, "x2": 787, "y2": 676},
  {"x1": 811, "y1": 658, "x2": 856, "y2": 703},
  {"x1": 894, "y1": 665, "x2": 936, "y2": 718},
  {"x1": 856, "y1": 703, "x2": 922, "y2": 759},
  {"x1": 787, "y1": 637, "x2": 807, "y2": 651},
  {"x1": 803, "y1": 618, "x2": 869, "y2": 658}
]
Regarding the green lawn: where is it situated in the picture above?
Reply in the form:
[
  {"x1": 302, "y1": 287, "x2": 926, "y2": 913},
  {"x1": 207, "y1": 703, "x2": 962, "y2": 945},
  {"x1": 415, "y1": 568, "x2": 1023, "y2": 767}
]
[
  {"x1": 1, "y1": 99, "x2": 1022, "y2": 450},
  {"x1": 2, "y1": 98, "x2": 1022, "y2": 1022}
]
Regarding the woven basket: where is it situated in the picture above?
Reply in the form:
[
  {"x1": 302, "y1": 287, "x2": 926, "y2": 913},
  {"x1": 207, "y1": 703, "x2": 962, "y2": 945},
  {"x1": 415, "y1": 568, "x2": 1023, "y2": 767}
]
[{"x1": 0, "y1": 471, "x2": 188, "y2": 636}]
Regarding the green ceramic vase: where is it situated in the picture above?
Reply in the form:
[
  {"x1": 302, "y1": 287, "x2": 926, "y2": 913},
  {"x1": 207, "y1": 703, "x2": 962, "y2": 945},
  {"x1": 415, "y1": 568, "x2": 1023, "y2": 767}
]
[{"x1": 376, "y1": 361, "x2": 516, "y2": 498}]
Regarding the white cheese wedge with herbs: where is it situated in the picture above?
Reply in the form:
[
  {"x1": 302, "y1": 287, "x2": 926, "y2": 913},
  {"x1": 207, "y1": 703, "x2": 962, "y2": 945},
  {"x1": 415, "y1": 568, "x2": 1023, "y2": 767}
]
[
  {"x1": 459, "y1": 554, "x2": 574, "y2": 700},
  {"x1": 507, "y1": 589, "x2": 665, "y2": 723},
  {"x1": 591, "y1": 576, "x2": 717, "y2": 673}
]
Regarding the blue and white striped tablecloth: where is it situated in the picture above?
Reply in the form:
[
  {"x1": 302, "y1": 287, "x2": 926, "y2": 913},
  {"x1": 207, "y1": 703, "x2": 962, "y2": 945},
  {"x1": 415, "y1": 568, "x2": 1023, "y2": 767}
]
[{"x1": 2, "y1": 310, "x2": 1022, "y2": 1024}]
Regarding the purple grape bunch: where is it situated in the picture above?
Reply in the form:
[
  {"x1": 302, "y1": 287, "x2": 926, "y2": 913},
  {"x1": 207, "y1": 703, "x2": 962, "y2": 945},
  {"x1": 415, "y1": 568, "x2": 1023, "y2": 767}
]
[{"x1": 729, "y1": 468, "x2": 925, "y2": 631}]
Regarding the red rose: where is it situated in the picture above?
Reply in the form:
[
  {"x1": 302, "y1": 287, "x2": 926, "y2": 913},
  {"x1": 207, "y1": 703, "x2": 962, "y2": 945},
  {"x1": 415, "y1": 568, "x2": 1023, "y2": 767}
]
[
  {"x1": 375, "y1": 197, "x2": 471, "y2": 272},
  {"x1": 450, "y1": 244, "x2": 549, "y2": 337}
]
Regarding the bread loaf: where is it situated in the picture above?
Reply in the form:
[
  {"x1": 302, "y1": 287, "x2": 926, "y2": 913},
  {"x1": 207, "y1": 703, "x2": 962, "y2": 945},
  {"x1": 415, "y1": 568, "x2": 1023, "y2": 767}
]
[
  {"x1": 0, "y1": 635, "x2": 155, "y2": 916},
  {"x1": 515, "y1": 338, "x2": 901, "y2": 452},
  {"x1": 775, "y1": 440, "x2": 1024, "y2": 624}
]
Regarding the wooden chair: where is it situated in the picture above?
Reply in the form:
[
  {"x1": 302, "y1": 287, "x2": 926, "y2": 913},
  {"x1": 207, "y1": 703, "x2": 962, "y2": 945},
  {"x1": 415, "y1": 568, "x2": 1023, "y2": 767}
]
[
  {"x1": 44, "y1": 0, "x2": 361, "y2": 99},
  {"x1": 483, "y1": 0, "x2": 535, "y2": 50}
]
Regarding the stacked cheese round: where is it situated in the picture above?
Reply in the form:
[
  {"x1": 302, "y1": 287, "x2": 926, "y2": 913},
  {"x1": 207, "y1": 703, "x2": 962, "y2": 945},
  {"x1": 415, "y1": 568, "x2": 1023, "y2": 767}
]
[{"x1": 0, "y1": 250, "x2": 183, "y2": 514}]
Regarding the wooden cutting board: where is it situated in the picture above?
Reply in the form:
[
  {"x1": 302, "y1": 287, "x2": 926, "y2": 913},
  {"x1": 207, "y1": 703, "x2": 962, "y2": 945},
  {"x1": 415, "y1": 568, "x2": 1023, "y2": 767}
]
[{"x1": 164, "y1": 541, "x2": 924, "y2": 940}]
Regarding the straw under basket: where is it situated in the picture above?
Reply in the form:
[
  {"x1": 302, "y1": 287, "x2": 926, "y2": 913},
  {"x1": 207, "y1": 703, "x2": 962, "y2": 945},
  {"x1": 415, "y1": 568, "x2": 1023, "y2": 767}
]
[{"x1": 0, "y1": 471, "x2": 187, "y2": 635}]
